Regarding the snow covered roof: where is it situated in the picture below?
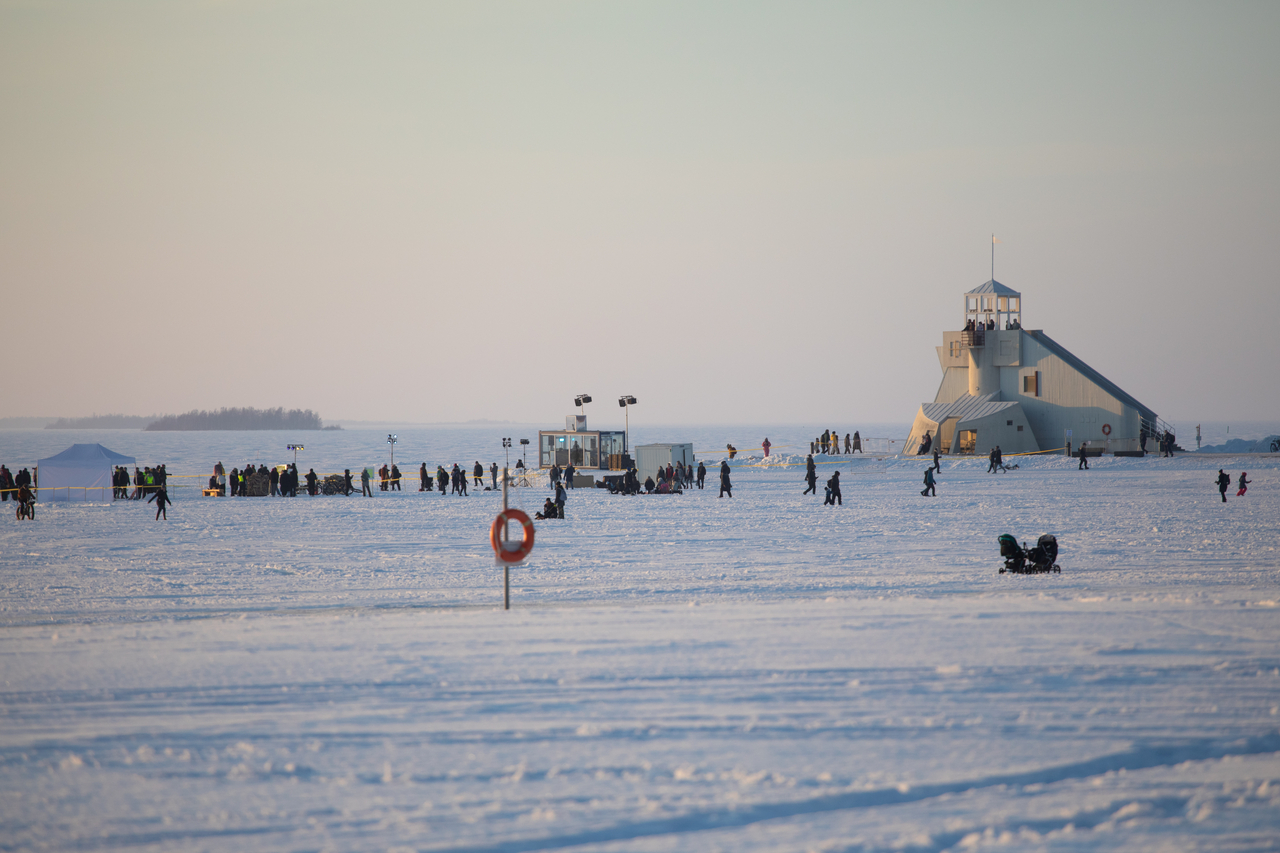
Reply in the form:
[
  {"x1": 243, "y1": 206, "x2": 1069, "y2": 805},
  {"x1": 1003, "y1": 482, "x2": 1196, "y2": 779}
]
[
  {"x1": 920, "y1": 393, "x2": 1020, "y2": 424},
  {"x1": 966, "y1": 280, "x2": 1020, "y2": 296},
  {"x1": 37, "y1": 443, "x2": 135, "y2": 466}
]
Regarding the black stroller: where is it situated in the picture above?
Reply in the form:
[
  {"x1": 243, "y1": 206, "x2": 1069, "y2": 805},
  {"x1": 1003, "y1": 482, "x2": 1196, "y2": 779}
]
[{"x1": 999, "y1": 533, "x2": 1060, "y2": 574}]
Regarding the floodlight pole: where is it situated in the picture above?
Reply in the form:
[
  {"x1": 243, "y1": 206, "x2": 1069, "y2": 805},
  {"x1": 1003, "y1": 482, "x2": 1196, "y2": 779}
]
[
  {"x1": 388, "y1": 434, "x2": 397, "y2": 466},
  {"x1": 502, "y1": 466, "x2": 510, "y2": 611}
]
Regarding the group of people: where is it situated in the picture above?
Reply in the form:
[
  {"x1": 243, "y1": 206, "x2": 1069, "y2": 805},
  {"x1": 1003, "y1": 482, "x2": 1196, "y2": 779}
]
[
  {"x1": 1217, "y1": 470, "x2": 1251, "y2": 503},
  {"x1": 1, "y1": 465, "x2": 36, "y2": 516},
  {"x1": 1140, "y1": 427, "x2": 1177, "y2": 457},
  {"x1": 214, "y1": 462, "x2": 304, "y2": 498},
  {"x1": 113, "y1": 464, "x2": 169, "y2": 499},
  {"x1": 809, "y1": 430, "x2": 862, "y2": 455},
  {"x1": 800, "y1": 454, "x2": 845, "y2": 505}
]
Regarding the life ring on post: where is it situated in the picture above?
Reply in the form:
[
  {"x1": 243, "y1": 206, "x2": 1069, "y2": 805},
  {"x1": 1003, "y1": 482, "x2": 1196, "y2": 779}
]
[
  {"x1": 490, "y1": 508, "x2": 535, "y2": 563},
  {"x1": 1101, "y1": 423, "x2": 1112, "y2": 436}
]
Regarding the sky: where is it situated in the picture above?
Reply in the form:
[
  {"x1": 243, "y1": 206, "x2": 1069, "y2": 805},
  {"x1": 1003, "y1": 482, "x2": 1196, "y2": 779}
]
[{"x1": 2, "y1": 0, "x2": 1277, "y2": 428}]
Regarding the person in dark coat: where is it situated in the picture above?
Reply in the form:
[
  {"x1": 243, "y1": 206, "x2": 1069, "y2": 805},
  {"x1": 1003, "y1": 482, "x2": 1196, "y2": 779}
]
[
  {"x1": 921, "y1": 467, "x2": 936, "y2": 496},
  {"x1": 932, "y1": 448, "x2": 941, "y2": 473},
  {"x1": 917, "y1": 432, "x2": 932, "y2": 455},
  {"x1": 696, "y1": 462, "x2": 706, "y2": 489},
  {"x1": 490, "y1": 462, "x2": 498, "y2": 490},
  {"x1": 147, "y1": 486, "x2": 172, "y2": 520},
  {"x1": 1216, "y1": 469, "x2": 1231, "y2": 502},
  {"x1": 343, "y1": 469, "x2": 354, "y2": 495},
  {"x1": 473, "y1": 461, "x2": 484, "y2": 487},
  {"x1": 437, "y1": 466, "x2": 448, "y2": 493},
  {"x1": 361, "y1": 468, "x2": 372, "y2": 496},
  {"x1": 1236, "y1": 472, "x2": 1250, "y2": 497},
  {"x1": 824, "y1": 471, "x2": 842, "y2": 506},
  {"x1": 718, "y1": 460, "x2": 732, "y2": 498},
  {"x1": 1079, "y1": 442, "x2": 1089, "y2": 470},
  {"x1": 554, "y1": 482, "x2": 567, "y2": 517},
  {"x1": 565, "y1": 463, "x2": 577, "y2": 489},
  {"x1": 803, "y1": 454, "x2": 817, "y2": 495},
  {"x1": 420, "y1": 463, "x2": 429, "y2": 491},
  {"x1": 269, "y1": 466, "x2": 280, "y2": 496},
  {"x1": 306, "y1": 468, "x2": 318, "y2": 495},
  {"x1": 390, "y1": 464, "x2": 401, "y2": 491}
]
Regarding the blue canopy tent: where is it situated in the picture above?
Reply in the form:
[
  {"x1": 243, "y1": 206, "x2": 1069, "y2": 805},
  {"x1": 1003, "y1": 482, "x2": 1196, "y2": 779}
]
[{"x1": 36, "y1": 444, "x2": 135, "y2": 502}]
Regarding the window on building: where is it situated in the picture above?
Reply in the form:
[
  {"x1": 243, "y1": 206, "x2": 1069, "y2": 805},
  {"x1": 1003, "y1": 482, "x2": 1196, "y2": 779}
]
[
  {"x1": 1023, "y1": 372, "x2": 1040, "y2": 397},
  {"x1": 949, "y1": 341, "x2": 961, "y2": 357},
  {"x1": 1017, "y1": 425, "x2": 1024, "y2": 431}
]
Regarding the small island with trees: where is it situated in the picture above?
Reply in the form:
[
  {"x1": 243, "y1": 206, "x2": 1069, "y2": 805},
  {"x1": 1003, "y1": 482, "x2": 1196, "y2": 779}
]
[{"x1": 145, "y1": 407, "x2": 335, "y2": 431}]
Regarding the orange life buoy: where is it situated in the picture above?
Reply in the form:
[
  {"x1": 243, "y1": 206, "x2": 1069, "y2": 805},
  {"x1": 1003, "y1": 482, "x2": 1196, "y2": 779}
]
[
  {"x1": 490, "y1": 508, "x2": 535, "y2": 563},
  {"x1": 1101, "y1": 423, "x2": 1111, "y2": 436}
]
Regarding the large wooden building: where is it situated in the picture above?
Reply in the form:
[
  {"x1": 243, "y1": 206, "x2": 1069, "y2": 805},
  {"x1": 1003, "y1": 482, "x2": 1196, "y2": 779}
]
[{"x1": 905, "y1": 281, "x2": 1164, "y2": 457}]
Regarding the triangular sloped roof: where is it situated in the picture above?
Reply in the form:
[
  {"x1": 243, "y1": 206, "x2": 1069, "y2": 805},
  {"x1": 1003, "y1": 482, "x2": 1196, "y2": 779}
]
[
  {"x1": 921, "y1": 393, "x2": 1021, "y2": 424},
  {"x1": 1024, "y1": 330, "x2": 1157, "y2": 422},
  {"x1": 966, "y1": 280, "x2": 1020, "y2": 296},
  {"x1": 37, "y1": 443, "x2": 135, "y2": 466}
]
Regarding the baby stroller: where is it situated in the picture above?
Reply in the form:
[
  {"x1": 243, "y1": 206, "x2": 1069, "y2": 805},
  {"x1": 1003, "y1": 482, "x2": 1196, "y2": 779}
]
[{"x1": 999, "y1": 533, "x2": 1060, "y2": 574}]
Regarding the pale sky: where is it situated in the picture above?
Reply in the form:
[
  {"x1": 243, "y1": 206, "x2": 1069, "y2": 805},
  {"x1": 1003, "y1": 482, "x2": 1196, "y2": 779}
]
[{"x1": 3, "y1": 1, "x2": 1277, "y2": 427}]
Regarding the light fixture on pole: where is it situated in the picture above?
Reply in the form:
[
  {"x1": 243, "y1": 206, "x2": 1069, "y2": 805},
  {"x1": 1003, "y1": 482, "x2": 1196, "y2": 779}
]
[
  {"x1": 519, "y1": 438, "x2": 529, "y2": 467},
  {"x1": 286, "y1": 444, "x2": 304, "y2": 465},
  {"x1": 618, "y1": 395, "x2": 637, "y2": 454},
  {"x1": 502, "y1": 437, "x2": 512, "y2": 470},
  {"x1": 387, "y1": 434, "x2": 397, "y2": 466},
  {"x1": 574, "y1": 394, "x2": 592, "y2": 415}
]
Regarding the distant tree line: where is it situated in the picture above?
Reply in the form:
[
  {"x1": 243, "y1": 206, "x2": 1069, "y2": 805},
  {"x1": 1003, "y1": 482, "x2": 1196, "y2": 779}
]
[
  {"x1": 46, "y1": 414, "x2": 156, "y2": 429},
  {"x1": 144, "y1": 407, "x2": 326, "y2": 431}
]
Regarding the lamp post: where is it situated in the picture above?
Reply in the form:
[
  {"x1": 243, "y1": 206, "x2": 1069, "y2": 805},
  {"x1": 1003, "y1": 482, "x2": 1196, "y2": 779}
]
[
  {"x1": 387, "y1": 434, "x2": 397, "y2": 466},
  {"x1": 520, "y1": 438, "x2": 529, "y2": 467},
  {"x1": 574, "y1": 394, "x2": 592, "y2": 416},
  {"x1": 618, "y1": 395, "x2": 637, "y2": 454},
  {"x1": 502, "y1": 437, "x2": 512, "y2": 470},
  {"x1": 287, "y1": 444, "x2": 304, "y2": 465}
]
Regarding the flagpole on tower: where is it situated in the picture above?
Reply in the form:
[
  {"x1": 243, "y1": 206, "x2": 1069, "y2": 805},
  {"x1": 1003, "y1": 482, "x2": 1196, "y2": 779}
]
[{"x1": 991, "y1": 233, "x2": 995, "y2": 282}]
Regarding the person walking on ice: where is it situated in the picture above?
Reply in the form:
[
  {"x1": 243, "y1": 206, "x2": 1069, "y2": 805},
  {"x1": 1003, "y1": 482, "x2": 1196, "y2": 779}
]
[
  {"x1": 148, "y1": 485, "x2": 172, "y2": 520},
  {"x1": 762, "y1": 437, "x2": 771, "y2": 457},
  {"x1": 1078, "y1": 442, "x2": 1089, "y2": 470},
  {"x1": 932, "y1": 448, "x2": 941, "y2": 473},
  {"x1": 921, "y1": 467, "x2": 936, "y2": 497},
  {"x1": 719, "y1": 460, "x2": 732, "y2": 498},
  {"x1": 824, "y1": 471, "x2": 842, "y2": 506},
  {"x1": 1236, "y1": 471, "x2": 1250, "y2": 497},
  {"x1": 696, "y1": 461, "x2": 706, "y2": 489},
  {"x1": 1216, "y1": 469, "x2": 1231, "y2": 502},
  {"x1": 803, "y1": 454, "x2": 817, "y2": 495}
]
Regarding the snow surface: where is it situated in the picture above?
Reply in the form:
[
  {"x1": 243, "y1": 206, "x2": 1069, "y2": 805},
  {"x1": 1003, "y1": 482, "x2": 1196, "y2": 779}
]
[{"x1": 2, "y1": 428, "x2": 1279, "y2": 852}]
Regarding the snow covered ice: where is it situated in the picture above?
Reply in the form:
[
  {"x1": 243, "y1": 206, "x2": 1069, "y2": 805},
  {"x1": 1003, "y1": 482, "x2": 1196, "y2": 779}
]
[{"x1": 2, "y1": 428, "x2": 1279, "y2": 851}]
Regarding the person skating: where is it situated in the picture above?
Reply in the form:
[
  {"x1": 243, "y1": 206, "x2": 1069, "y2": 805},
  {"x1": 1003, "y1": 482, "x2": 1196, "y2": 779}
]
[
  {"x1": 719, "y1": 460, "x2": 732, "y2": 497},
  {"x1": 824, "y1": 471, "x2": 842, "y2": 506},
  {"x1": 1236, "y1": 471, "x2": 1250, "y2": 497},
  {"x1": 147, "y1": 485, "x2": 172, "y2": 520},
  {"x1": 1216, "y1": 469, "x2": 1231, "y2": 502},
  {"x1": 696, "y1": 461, "x2": 706, "y2": 489},
  {"x1": 1078, "y1": 442, "x2": 1089, "y2": 470},
  {"x1": 803, "y1": 454, "x2": 818, "y2": 495},
  {"x1": 921, "y1": 467, "x2": 936, "y2": 496}
]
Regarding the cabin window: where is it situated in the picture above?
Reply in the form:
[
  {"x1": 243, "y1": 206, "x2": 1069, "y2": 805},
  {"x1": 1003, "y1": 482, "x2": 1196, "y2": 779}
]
[
  {"x1": 1017, "y1": 425, "x2": 1024, "y2": 431},
  {"x1": 1022, "y1": 372, "x2": 1040, "y2": 397}
]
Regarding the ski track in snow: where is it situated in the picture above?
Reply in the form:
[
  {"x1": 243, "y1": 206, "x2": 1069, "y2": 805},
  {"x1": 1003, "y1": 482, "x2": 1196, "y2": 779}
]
[{"x1": 2, "y1": 440, "x2": 1279, "y2": 851}]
